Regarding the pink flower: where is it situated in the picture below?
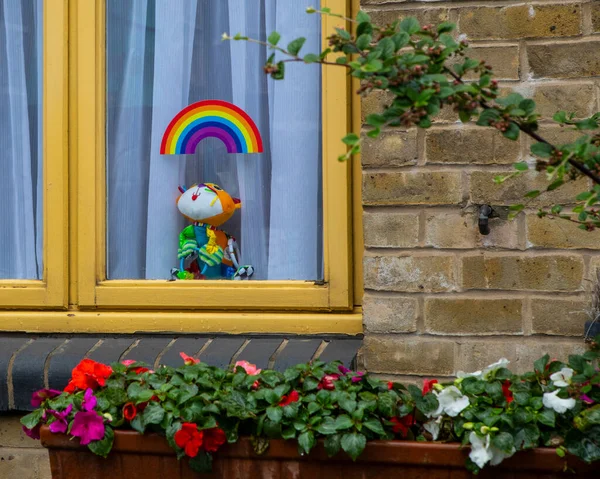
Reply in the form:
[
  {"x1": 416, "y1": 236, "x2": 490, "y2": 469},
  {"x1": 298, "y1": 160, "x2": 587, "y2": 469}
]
[
  {"x1": 318, "y1": 374, "x2": 340, "y2": 391},
  {"x1": 121, "y1": 360, "x2": 136, "y2": 366},
  {"x1": 581, "y1": 394, "x2": 595, "y2": 405},
  {"x1": 180, "y1": 352, "x2": 200, "y2": 366},
  {"x1": 82, "y1": 388, "x2": 97, "y2": 412},
  {"x1": 351, "y1": 372, "x2": 364, "y2": 383},
  {"x1": 31, "y1": 389, "x2": 62, "y2": 408},
  {"x1": 70, "y1": 411, "x2": 105, "y2": 445},
  {"x1": 23, "y1": 424, "x2": 41, "y2": 440},
  {"x1": 338, "y1": 365, "x2": 351, "y2": 375},
  {"x1": 48, "y1": 405, "x2": 73, "y2": 434},
  {"x1": 235, "y1": 360, "x2": 261, "y2": 376}
]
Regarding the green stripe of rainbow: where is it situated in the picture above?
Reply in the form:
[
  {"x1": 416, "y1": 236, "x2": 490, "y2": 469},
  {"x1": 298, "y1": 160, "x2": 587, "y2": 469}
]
[{"x1": 160, "y1": 100, "x2": 264, "y2": 155}]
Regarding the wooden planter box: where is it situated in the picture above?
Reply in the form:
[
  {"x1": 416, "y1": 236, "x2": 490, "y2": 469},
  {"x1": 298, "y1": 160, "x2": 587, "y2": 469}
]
[{"x1": 40, "y1": 426, "x2": 595, "y2": 478}]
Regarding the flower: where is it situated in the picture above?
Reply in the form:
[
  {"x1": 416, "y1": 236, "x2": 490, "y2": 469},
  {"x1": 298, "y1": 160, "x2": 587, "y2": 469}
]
[
  {"x1": 121, "y1": 360, "x2": 136, "y2": 366},
  {"x1": 550, "y1": 368, "x2": 573, "y2": 388},
  {"x1": 428, "y1": 386, "x2": 470, "y2": 418},
  {"x1": 468, "y1": 432, "x2": 515, "y2": 469},
  {"x1": 23, "y1": 424, "x2": 41, "y2": 440},
  {"x1": 581, "y1": 394, "x2": 595, "y2": 405},
  {"x1": 48, "y1": 405, "x2": 73, "y2": 434},
  {"x1": 456, "y1": 359, "x2": 510, "y2": 381},
  {"x1": 423, "y1": 416, "x2": 442, "y2": 441},
  {"x1": 351, "y1": 372, "x2": 364, "y2": 383},
  {"x1": 82, "y1": 388, "x2": 97, "y2": 412},
  {"x1": 202, "y1": 427, "x2": 227, "y2": 453},
  {"x1": 279, "y1": 390, "x2": 300, "y2": 407},
  {"x1": 390, "y1": 415, "x2": 414, "y2": 437},
  {"x1": 123, "y1": 402, "x2": 137, "y2": 421},
  {"x1": 501, "y1": 381, "x2": 514, "y2": 404},
  {"x1": 70, "y1": 411, "x2": 106, "y2": 445},
  {"x1": 543, "y1": 390, "x2": 576, "y2": 414},
  {"x1": 179, "y1": 352, "x2": 200, "y2": 366},
  {"x1": 64, "y1": 359, "x2": 113, "y2": 393},
  {"x1": 31, "y1": 389, "x2": 62, "y2": 408},
  {"x1": 338, "y1": 365, "x2": 351, "y2": 375},
  {"x1": 387, "y1": 381, "x2": 394, "y2": 390},
  {"x1": 422, "y1": 379, "x2": 438, "y2": 395},
  {"x1": 235, "y1": 360, "x2": 261, "y2": 376},
  {"x1": 174, "y1": 423, "x2": 204, "y2": 458},
  {"x1": 318, "y1": 374, "x2": 340, "y2": 391}
]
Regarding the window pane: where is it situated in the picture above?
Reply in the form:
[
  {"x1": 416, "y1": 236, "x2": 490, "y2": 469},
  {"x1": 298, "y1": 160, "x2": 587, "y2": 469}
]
[
  {"x1": 0, "y1": 0, "x2": 43, "y2": 279},
  {"x1": 106, "y1": 0, "x2": 323, "y2": 281}
]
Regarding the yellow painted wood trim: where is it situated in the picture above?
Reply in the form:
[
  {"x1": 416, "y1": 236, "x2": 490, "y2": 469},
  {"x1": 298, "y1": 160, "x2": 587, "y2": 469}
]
[
  {"x1": 0, "y1": 0, "x2": 69, "y2": 309},
  {"x1": 0, "y1": 311, "x2": 363, "y2": 335},
  {"x1": 74, "y1": 0, "x2": 355, "y2": 312}
]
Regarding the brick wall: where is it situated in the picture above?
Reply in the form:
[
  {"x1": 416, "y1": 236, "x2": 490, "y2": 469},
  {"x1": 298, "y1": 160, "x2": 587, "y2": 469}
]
[
  {"x1": 0, "y1": 415, "x2": 50, "y2": 479},
  {"x1": 360, "y1": 0, "x2": 597, "y2": 381}
]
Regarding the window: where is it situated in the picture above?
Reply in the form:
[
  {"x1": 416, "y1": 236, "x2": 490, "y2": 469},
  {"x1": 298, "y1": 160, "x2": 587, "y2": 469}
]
[
  {"x1": 0, "y1": 0, "x2": 66, "y2": 308},
  {"x1": 0, "y1": 0, "x2": 360, "y2": 334}
]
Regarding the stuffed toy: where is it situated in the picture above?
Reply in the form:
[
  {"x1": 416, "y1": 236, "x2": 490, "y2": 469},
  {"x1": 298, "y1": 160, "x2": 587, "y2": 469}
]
[{"x1": 171, "y1": 183, "x2": 254, "y2": 280}]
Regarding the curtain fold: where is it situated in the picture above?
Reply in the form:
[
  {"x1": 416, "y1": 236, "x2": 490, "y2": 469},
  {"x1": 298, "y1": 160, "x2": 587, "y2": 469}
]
[
  {"x1": 107, "y1": 0, "x2": 322, "y2": 281},
  {"x1": 0, "y1": 0, "x2": 43, "y2": 279}
]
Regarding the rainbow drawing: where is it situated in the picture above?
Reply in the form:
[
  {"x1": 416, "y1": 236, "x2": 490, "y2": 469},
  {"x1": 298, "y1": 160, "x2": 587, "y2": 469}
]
[{"x1": 160, "y1": 100, "x2": 263, "y2": 155}]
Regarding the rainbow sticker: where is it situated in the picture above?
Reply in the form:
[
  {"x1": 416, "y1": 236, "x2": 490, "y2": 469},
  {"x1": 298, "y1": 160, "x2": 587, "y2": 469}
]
[{"x1": 160, "y1": 100, "x2": 263, "y2": 155}]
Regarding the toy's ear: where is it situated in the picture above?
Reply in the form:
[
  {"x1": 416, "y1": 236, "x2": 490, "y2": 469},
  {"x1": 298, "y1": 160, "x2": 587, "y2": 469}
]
[
  {"x1": 233, "y1": 197, "x2": 241, "y2": 209},
  {"x1": 178, "y1": 185, "x2": 187, "y2": 194}
]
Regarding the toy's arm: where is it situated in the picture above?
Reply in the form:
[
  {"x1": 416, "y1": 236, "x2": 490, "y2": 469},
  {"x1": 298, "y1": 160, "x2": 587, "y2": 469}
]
[{"x1": 178, "y1": 225, "x2": 198, "y2": 259}]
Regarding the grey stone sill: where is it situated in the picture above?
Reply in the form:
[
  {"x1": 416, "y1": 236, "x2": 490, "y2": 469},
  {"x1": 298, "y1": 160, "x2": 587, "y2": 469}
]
[{"x1": 0, "y1": 333, "x2": 363, "y2": 412}]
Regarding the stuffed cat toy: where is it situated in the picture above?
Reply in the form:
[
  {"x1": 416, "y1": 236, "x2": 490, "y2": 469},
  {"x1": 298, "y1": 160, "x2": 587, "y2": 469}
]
[{"x1": 171, "y1": 183, "x2": 253, "y2": 280}]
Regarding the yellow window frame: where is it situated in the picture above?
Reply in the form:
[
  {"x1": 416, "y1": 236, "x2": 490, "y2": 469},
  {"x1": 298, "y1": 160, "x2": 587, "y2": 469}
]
[
  {"x1": 73, "y1": 0, "x2": 357, "y2": 314},
  {"x1": 0, "y1": 0, "x2": 68, "y2": 309}
]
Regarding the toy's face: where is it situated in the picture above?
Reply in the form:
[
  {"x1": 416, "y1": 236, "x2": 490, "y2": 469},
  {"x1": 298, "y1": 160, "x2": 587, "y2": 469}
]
[{"x1": 177, "y1": 183, "x2": 240, "y2": 226}]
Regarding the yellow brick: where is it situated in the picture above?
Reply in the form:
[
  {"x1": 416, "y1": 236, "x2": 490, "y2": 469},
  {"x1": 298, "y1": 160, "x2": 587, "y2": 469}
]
[
  {"x1": 425, "y1": 298, "x2": 523, "y2": 335},
  {"x1": 459, "y1": 4, "x2": 581, "y2": 40},
  {"x1": 531, "y1": 297, "x2": 589, "y2": 336},
  {"x1": 362, "y1": 130, "x2": 418, "y2": 168},
  {"x1": 370, "y1": 8, "x2": 449, "y2": 29},
  {"x1": 528, "y1": 40, "x2": 600, "y2": 79},
  {"x1": 527, "y1": 215, "x2": 600, "y2": 250},
  {"x1": 363, "y1": 294, "x2": 418, "y2": 333},
  {"x1": 363, "y1": 210, "x2": 419, "y2": 248},
  {"x1": 364, "y1": 171, "x2": 463, "y2": 206},
  {"x1": 452, "y1": 45, "x2": 520, "y2": 81},
  {"x1": 364, "y1": 254, "x2": 456, "y2": 292}
]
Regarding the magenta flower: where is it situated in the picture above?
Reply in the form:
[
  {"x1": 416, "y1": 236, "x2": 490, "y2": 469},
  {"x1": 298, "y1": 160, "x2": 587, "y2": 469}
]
[
  {"x1": 22, "y1": 424, "x2": 41, "y2": 440},
  {"x1": 581, "y1": 394, "x2": 595, "y2": 405},
  {"x1": 70, "y1": 411, "x2": 105, "y2": 445},
  {"x1": 48, "y1": 405, "x2": 73, "y2": 434},
  {"x1": 351, "y1": 371, "x2": 365, "y2": 383},
  {"x1": 338, "y1": 365, "x2": 351, "y2": 375},
  {"x1": 31, "y1": 389, "x2": 62, "y2": 408},
  {"x1": 82, "y1": 388, "x2": 97, "y2": 412}
]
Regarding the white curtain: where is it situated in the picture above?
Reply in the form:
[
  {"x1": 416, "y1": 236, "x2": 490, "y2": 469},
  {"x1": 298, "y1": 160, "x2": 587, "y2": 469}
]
[
  {"x1": 107, "y1": 0, "x2": 322, "y2": 281},
  {"x1": 0, "y1": 0, "x2": 43, "y2": 279}
]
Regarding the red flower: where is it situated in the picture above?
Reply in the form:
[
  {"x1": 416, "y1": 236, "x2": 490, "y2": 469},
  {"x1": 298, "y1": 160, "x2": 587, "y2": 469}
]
[
  {"x1": 388, "y1": 381, "x2": 394, "y2": 390},
  {"x1": 174, "y1": 423, "x2": 204, "y2": 458},
  {"x1": 317, "y1": 374, "x2": 340, "y2": 391},
  {"x1": 202, "y1": 427, "x2": 227, "y2": 453},
  {"x1": 279, "y1": 390, "x2": 300, "y2": 407},
  {"x1": 390, "y1": 415, "x2": 415, "y2": 437},
  {"x1": 123, "y1": 402, "x2": 137, "y2": 421},
  {"x1": 137, "y1": 395, "x2": 160, "y2": 413},
  {"x1": 64, "y1": 359, "x2": 113, "y2": 393},
  {"x1": 502, "y1": 380, "x2": 514, "y2": 404},
  {"x1": 180, "y1": 352, "x2": 200, "y2": 366},
  {"x1": 422, "y1": 379, "x2": 438, "y2": 395}
]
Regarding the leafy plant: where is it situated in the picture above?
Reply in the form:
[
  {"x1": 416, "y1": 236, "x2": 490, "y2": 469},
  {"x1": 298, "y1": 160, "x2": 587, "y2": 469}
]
[
  {"x1": 22, "y1": 337, "x2": 600, "y2": 474},
  {"x1": 225, "y1": 8, "x2": 600, "y2": 230}
]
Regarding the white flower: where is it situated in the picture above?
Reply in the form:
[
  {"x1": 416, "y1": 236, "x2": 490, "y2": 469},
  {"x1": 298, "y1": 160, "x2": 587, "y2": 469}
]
[
  {"x1": 543, "y1": 390, "x2": 576, "y2": 413},
  {"x1": 221, "y1": 32, "x2": 231, "y2": 41},
  {"x1": 456, "y1": 358, "x2": 510, "y2": 382},
  {"x1": 457, "y1": 370, "x2": 482, "y2": 380},
  {"x1": 424, "y1": 417, "x2": 443, "y2": 441},
  {"x1": 550, "y1": 367, "x2": 573, "y2": 388},
  {"x1": 469, "y1": 432, "x2": 516, "y2": 469},
  {"x1": 427, "y1": 386, "x2": 470, "y2": 418}
]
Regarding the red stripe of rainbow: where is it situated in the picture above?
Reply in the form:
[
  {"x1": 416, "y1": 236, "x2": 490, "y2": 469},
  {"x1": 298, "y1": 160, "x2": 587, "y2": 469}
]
[{"x1": 160, "y1": 100, "x2": 263, "y2": 155}]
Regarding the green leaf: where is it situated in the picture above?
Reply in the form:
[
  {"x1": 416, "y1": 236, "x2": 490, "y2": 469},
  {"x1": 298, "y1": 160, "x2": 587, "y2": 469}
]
[
  {"x1": 87, "y1": 427, "x2": 114, "y2": 458},
  {"x1": 502, "y1": 123, "x2": 520, "y2": 141},
  {"x1": 268, "y1": 31, "x2": 281, "y2": 46},
  {"x1": 524, "y1": 190, "x2": 540, "y2": 199},
  {"x1": 342, "y1": 133, "x2": 359, "y2": 146},
  {"x1": 303, "y1": 53, "x2": 319, "y2": 63},
  {"x1": 335, "y1": 415, "x2": 354, "y2": 431},
  {"x1": 356, "y1": 11, "x2": 371, "y2": 24},
  {"x1": 497, "y1": 93, "x2": 524, "y2": 107},
  {"x1": 282, "y1": 427, "x2": 296, "y2": 440},
  {"x1": 537, "y1": 409, "x2": 556, "y2": 427},
  {"x1": 341, "y1": 432, "x2": 367, "y2": 461},
  {"x1": 324, "y1": 434, "x2": 342, "y2": 457},
  {"x1": 531, "y1": 142, "x2": 554, "y2": 158},
  {"x1": 534, "y1": 354, "x2": 549, "y2": 373},
  {"x1": 176, "y1": 384, "x2": 199, "y2": 405},
  {"x1": 127, "y1": 383, "x2": 154, "y2": 404},
  {"x1": 553, "y1": 111, "x2": 567, "y2": 123},
  {"x1": 287, "y1": 37, "x2": 306, "y2": 56},
  {"x1": 142, "y1": 403, "x2": 165, "y2": 427},
  {"x1": 266, "y1": 406, "x2": 283, "y2": 423},
  {"x1": 437, "y1": 21, "x2": 455, "y2": 34},
  {"x1": 335, "y1": 28, "x2": 352, "y2": 41},
  {"x1": 399, "y1": 17, "x2": 420, "y2": 35},
  {"x1": 492, "y1": 432, "x2": 515, "y2": 455},
  {"x1": 271, "y1": 61, "x2": 285, "y2": 80},
  {"x1": 547, "y1": 180, "x2": 564, "y2": 192},
  {"x1": 339, "y1": 397, "x2": 357, "y2": 414},
  {"x1": 21, "y1": 409, "x2": 44, "y2": 430},
  {"x1": 298, "y1": 431, "x2": 316, "y2": 454},
  {"x1": 363, "y1": 418, "x2": 385, "y2": 436},
  {"x1": 366, "y1": 114, "x2": 386, "y2": 128},
  {"x1": 316, "y1": 417, "x2": 338, "y2": 435},
  {"x1": 188, "y1": 451, "x2": 213, "y2": 473},
  {"x1": 356, "y1": 33, "x2": 372, "y2": 50},
  {"x1": 519, "y1": 99, "x2": 536, "y2": 115}
]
